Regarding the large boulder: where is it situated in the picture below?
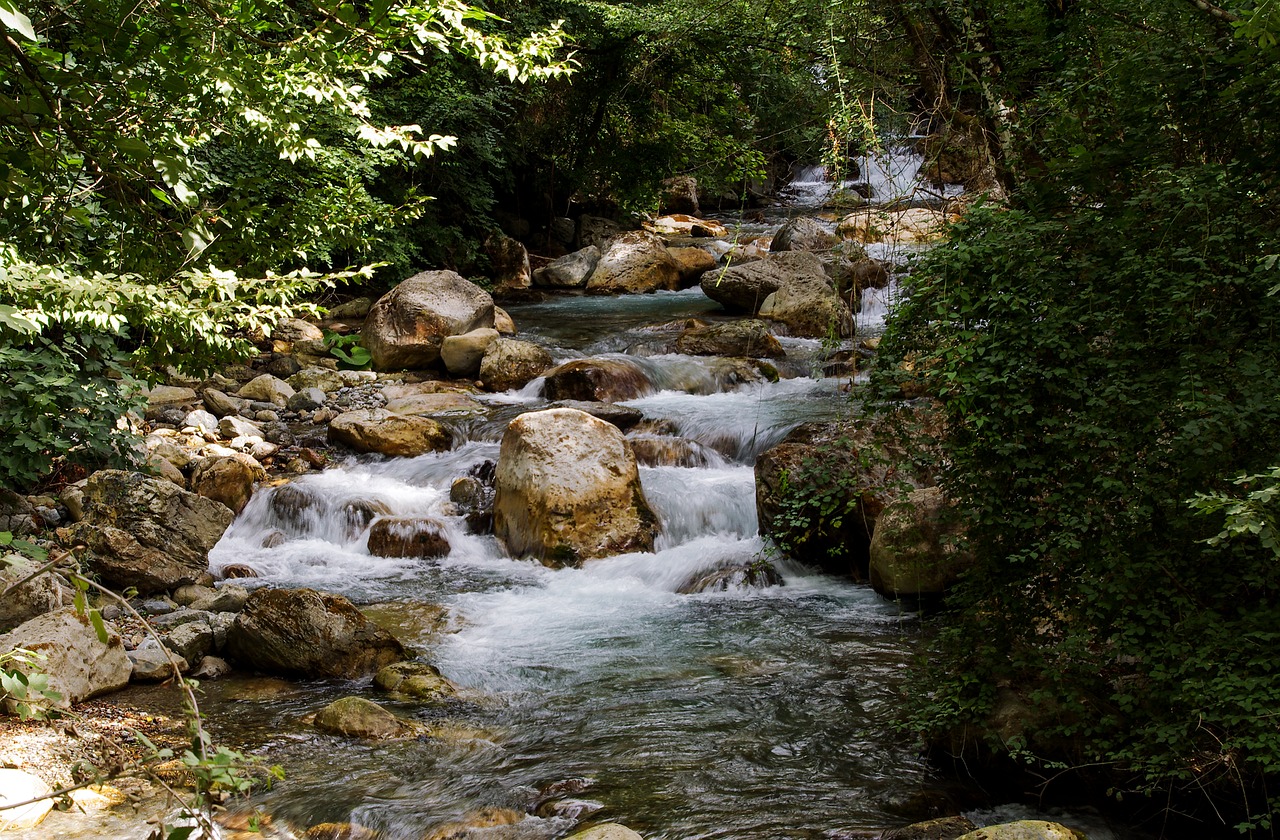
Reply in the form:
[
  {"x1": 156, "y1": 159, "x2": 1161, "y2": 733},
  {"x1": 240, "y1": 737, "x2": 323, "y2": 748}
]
[
  {"x1": 699, "y1": 251, "x2": 825, "y2": 314},
  {"x1": 225, "y1": 588, "x2": 407, "y2": 678},
  {"x1": 0, "y1": 609, "x2": 131, "y2": 709},
  {"x1": 757, "y1": 274, "x2": 854, "y2": 338},
  {"x1": 586, "y1": 231, "x2": 682, "y2": 295},
  {"x1": 366, "y1": 517, "x2": 450, "y2": 558},
  {"x1": 494, "y1": 409, "x2": 658, "y2": 567},
  {"x1": 661, "y1": 175, "x2": 700, "y2": 215},
  {"x1": 479, "y1": 339, "x2": 554, "y2": 392},
  {"x1": 533, "y1": 247, "x2": 600, "y2": 289},
  {"x1": 577, "y1": 215, "x2": 622, "y2": 250},
  {"x1": 58, "y1": 471, "x2": 234, "y2": 594},
  {"x1": 237, "y1": 374, "x2": 295, "y2": 407},
  {"x1": 869, "y1": 486, "x2": 973, "y2": 599},
  {"x1": 190, "y1": 453, "x2": 265, "y2": 515},
  {"x1": 564, "y1": 825, "x2": 645, "y2": 840},
  {"x1": 328, "y1": 409, "x2": 452, "y2": 457},
  {"x1": 541, "y1": 358, "x2": 653, "y2": 403},
  {"x1": 770, "y1": 216, "x2": 836, "y2": 252},
  {"x1": 374, "y1": 661, "x2": 460, "y2": 703},
  {"x1": 362, "y1": 271, "x2": 495, "y2": 371},
  {"x1": 674, "y1": 320, "x2": 785, "y2": 358}
]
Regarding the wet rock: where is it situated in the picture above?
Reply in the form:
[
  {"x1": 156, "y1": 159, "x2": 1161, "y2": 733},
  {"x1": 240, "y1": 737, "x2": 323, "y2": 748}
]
[
  {"x1": 367, "y1": 517, "x2": 450, "y2": 558},
  {"x1": 440, "y1": 327, "x2": 500, "y2": 378},
  {"x1": 0, "y1": 558, "x2": 64, "y2": 633},
  {"x1": 424, "y1": 808, "x2": 526, "y2": 840},
  {"x1": 548, "y1": 400, "x2": 644, "y2": 432},
  {"x1": 757, "y1": 273, "x2": 854, "y2": 338},
  {"x1": 957, "y1": 822, "x2": 1087, "y2": 840},
  {"x1": 479, "y1": 339, "x2": 554, "y2": 393},
  {"x1": 883, "y1": 816, "x2": 979, "y2": 840},
  {"x1": 128, "y1": 641, "x2": 187, "y2": 682},
  {"x1": 328, "y1": 408, "x2": 452, "y2": 457},
  {"x1": 674, "y1": 319, "x2": 785, "y2": 358},
  {"x1": 190, "y1": 454, "x2": 264, "y2": 515},
  {"x1": 534, "y1": 246, "x2": 600, "y2": 290},
  {"x1": 225, "y1": 587, "x2": 407, "y2": 678},
  {"x1": 542, "y1": 358, "x2": 653, "y2": 403},
  {"x1": 677, "y1": 561, "x2": 783, "y2": 594},
  {"x1": 699, "y1": 251, "x2": 825, "y2": 314},
  {"x1": 770, "y1": 216, "x2": 837, "y2": 252},
  {"x1": 0, "y1": 768, "x2": 54, "y2": 829},
  {"x1": 0, "y1": 608, "x2": 131, "y2": 708},
  {"x1": 869, "y1": 487, "x2": 973, "y2": 599},
  {"x1": 373, "y1": 661, "x2": 460, "y2": 702},
  {"x1": 627, "y1": 435, "x2": 709, "y2": 468},
  {"x1": 362, "y1": 270, "x2": 495, "y2": 371},
  {"x1": 304, "y1": 822, "x2": 379, "y2": 840},
  {"x1": 564, "y1": 825, "x2": 645, "y2": 840},
  {"x1": 586, "y1": 231, "x2": 682, "y2": 294},
  {"x1": 58, "y1": 470, "x2": 234, "y2": 594},
  {"x1": 666, "y1": 246, "x2": 717, "y2": 286},
  {"x1": 451, "y1": 476, "x2": 493, "y2": 534},
  {"x1": 486, "y1": 232, "x2": 532, "y2": 291},
  {"x1": 495, "y1": 408, "x2": 658, "y2": 567},
  {"x1": 314, "y1": 696, "x2": 418, "y2": 739},
  {"x1": 535, "y1": 798, "x2": 605, "y2": 820},
  {"x1": 237, "y1": 374, "x2": 295, "y2": 407},
  {"x1": 220, "y1": 563, "x2": 259, "y2": 580}
]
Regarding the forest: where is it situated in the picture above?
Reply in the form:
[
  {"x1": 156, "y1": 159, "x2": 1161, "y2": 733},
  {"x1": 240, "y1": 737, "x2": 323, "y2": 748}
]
[{"x1": 2, "y1": 0, "x2": 1280, "y2": 836}]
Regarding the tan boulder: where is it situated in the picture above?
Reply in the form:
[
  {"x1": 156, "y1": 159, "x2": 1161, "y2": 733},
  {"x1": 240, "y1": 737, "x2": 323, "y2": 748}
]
[
  {"x1": 770, "y1": 216, "x2": 837, "y2": 252},
  {"x1": 699, "y1": 251, "x2": 824, "y2": 314},
  {"x1": 674, "y1": 319, "x2": 785, "y2": 358},
  {"x1": 647, "y1": 214, "x2": 728, "y2": 238},
  {"x1": 837, "y1": 207, "x2": 954, "y2": 244},
  {"x1": 383, "y1": 392, "x2": 483, "y2": 416},
  {"x1": 534, "y1": 246, "x2": 600, "y2": 289},
  {"x1": 362, "y1": 271, "x2": 495, "y2": 371},
  {"x1": 493, "y1": 306, "x2": 517, "y2": 335},
  {"x1": 328, "y1": 409, "x2": 452, "y2": 457},
  {"x1": 494, "y1": 408, "x2": 658, "y2": 567},
  {"x1": 957, "y1": 821, "x2": 1087, "y2": 840},
  {"x1": 757, "y1": 274, "x2": 854, "y2": 338},
  {"x1": 541, "y1": 358, "x2": 653, "y2": 403},
  {"x1": 440, "y1": 328, "x2": 500, "y2": 377},
  {"x1": 666, "y1": 246, "x2": 718, "y2": 286},
  {"x1": 586, "y1": 231, "x2": 682, "y2": 294}
]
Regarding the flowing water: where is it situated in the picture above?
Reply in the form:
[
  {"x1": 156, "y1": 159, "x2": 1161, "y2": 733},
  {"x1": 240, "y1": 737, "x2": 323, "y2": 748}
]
[{"x1": 192, "y1": 283, "x2": 976, "y2": 840}]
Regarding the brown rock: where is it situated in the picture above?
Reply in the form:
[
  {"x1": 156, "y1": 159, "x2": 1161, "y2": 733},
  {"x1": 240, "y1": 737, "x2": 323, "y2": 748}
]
[{"x1": 367, "y1": 517, "x2": 450, "y2": 558}]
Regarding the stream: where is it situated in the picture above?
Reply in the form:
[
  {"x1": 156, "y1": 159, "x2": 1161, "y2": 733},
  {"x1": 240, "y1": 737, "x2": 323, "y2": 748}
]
[{"x1": 173, "y1": 157, "x2": 1128, "y2": 839}]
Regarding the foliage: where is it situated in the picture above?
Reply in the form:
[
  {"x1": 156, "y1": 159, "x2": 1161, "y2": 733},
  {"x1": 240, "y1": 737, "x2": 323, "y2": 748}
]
[
  {"x1": 324, "y1": 330, "x2": 373, "y2": 369},
  {"x1": 1190, "y1": 466, "x2": 1280, "y2": 558}
]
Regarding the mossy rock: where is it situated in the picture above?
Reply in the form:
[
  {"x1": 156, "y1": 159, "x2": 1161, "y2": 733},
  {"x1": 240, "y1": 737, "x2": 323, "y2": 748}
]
[{"x1": 373, "y1": 661, "x2": 460, "y2": 703}]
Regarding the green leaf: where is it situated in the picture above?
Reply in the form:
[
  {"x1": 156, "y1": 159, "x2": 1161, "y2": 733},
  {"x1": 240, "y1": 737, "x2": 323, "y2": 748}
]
[{"x1": 0, "y1": 0, "x2": 36, "y2": 41}]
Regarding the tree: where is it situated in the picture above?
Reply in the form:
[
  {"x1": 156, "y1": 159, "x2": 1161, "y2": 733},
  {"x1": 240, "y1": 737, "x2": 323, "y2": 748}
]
[{"x1": 0, "y1": 0, "x2": 570, "y2": 488}]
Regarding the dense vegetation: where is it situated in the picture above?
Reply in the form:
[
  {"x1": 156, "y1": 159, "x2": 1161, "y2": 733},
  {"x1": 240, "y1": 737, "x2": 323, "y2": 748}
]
[
  {"x1": 4, "y1": 0, "x2": 1280, "y2": 831},
  {"x1": 871, "y1": 1, "x2": 1280, "y2": 833}
]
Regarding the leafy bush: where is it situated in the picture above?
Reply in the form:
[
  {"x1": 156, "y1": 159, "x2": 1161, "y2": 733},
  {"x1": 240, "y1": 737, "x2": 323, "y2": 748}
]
[{"x1": 875, "y1": 166, "x2": 1280, "y2": 826}]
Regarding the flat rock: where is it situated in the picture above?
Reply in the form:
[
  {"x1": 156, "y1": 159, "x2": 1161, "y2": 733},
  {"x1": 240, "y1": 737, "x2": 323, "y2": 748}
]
[
  {"x1": 0, "y1": 768, "x2": 54, "y2": 830},
  {"x1": 328, "y1": 409, "x2": 453, "y2": 457},
  {"x1": 0, "y1": 609, "x2": 131, "y2": 708}
]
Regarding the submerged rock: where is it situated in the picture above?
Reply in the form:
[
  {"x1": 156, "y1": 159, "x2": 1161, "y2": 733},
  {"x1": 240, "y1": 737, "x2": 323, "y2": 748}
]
[
  {"x1": 883, "y1": 816, "x2": 978, "y2": 840},
  {"x1": 225, "y1": 588, "x2": 407, "y2": 678},
  {"x1": 677, "y1": 561, "x2": 784, "y2": 594},
  {"x1": 362, "y1": 270, "x2": 495, "y2": 371},
  {"x1": 314, "y1": 696, "x2": 418, "y2": 739},
  {"x1": 373, "y1": 661, "x2": 460, "y2": 703},
  {"x1": 494, "y1": 408, "x2": 658, "y2": 567},
  {"x1": 423, "y1": 807, "x2": 526, "y2": 840}
]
